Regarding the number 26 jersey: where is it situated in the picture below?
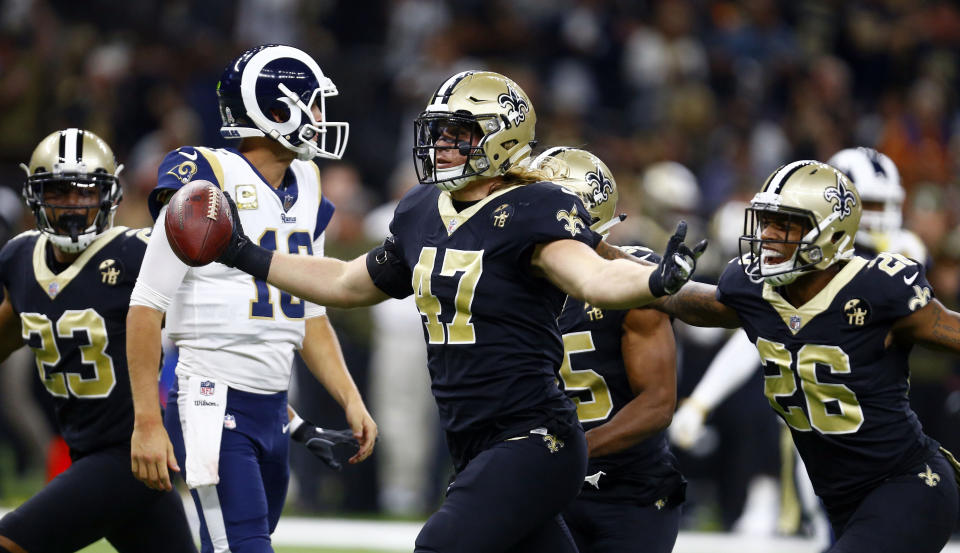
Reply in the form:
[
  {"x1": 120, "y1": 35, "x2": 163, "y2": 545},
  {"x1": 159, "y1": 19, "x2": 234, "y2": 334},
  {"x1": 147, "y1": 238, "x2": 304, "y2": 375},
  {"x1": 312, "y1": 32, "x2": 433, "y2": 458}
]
[{"x1": 716, "y1": 253, "x2": 940, "y2": 507}]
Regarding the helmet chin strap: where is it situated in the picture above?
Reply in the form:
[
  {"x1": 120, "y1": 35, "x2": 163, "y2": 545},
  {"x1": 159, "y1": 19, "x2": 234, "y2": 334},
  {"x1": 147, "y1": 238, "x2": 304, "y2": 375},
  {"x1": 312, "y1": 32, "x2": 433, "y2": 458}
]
[
  {"x1": 434, "y1": 163, "x2": 479, "y2": 192},
  {"x1": 48, "y1": 228, "x2": 98, "y2": 253},
  {"x1": 763, "y1": 268, "x2": 802, "y2": 286},
  {"x1": 759, "y1": 247, "x2": 802, "y2": 285},
  {"x1": 46, "y1": 209, "x2": 107, "y2": 254}
]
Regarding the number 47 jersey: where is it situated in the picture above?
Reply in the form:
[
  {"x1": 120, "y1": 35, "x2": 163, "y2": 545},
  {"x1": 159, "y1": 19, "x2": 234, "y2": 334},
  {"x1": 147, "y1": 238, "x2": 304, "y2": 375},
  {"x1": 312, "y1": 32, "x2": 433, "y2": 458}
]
[
  {"x1": 145, "y1": 146, "x2": 335, "y2": 393},
  {"x1": 716, "y1": 252, "x2": 941, "y2": 509},
  {"x1": 377, "y1": 181, "x2": 601, "y2": 436}
]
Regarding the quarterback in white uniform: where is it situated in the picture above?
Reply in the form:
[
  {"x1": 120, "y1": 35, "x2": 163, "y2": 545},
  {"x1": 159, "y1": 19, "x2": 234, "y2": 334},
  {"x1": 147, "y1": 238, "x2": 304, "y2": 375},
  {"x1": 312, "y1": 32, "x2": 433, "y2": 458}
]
[{"x1": 127, "y1": 44, "x2": 376, "y2": 553}]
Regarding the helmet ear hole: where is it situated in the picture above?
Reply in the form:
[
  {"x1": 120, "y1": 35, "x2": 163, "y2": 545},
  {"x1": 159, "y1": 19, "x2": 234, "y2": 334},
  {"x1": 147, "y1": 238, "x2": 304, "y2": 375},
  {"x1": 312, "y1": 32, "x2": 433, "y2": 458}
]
[
  {"x1": 830, "y1": 230, "x2": 845, "y2": 243},
  {"x1": 269, "y1": 106, "x2": 291, "y2": 124}
]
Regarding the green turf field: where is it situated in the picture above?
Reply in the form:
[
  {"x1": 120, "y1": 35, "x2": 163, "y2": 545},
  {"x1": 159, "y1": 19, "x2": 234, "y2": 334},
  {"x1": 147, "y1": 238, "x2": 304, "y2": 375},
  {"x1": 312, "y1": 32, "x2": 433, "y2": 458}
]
[{"x1": 79, "y1": 541, "x2": 402, "y2": 553}]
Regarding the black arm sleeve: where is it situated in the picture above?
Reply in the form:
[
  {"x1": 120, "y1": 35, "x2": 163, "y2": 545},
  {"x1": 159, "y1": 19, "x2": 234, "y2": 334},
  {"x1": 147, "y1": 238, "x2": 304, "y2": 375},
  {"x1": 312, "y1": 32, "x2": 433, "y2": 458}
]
[{"x1": 365, "y1": 236, "x2": 413, "y2": 299}]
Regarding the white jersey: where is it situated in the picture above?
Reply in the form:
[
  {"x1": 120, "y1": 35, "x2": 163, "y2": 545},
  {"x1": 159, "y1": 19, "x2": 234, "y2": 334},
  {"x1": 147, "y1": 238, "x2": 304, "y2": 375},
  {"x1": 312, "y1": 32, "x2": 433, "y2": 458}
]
[{"x1": 131, "y1": 146, "x2": 334, "y2": 393}]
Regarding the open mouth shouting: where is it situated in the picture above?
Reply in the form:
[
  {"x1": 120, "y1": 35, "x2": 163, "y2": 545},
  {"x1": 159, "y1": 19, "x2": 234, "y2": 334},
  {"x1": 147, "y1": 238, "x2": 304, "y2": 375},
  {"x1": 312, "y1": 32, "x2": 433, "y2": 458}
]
[{"x1": 761, "y1": 247, "x2": 791, "y2": 266}]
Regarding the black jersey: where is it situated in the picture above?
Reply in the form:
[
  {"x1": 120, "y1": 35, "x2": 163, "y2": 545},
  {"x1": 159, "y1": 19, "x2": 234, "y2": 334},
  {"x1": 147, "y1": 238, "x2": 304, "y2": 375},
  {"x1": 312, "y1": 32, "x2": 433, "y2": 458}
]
[
  {"x1": 717, "y1": 252, "x2": 940, "y2": 508},
  {"x1": 557, "y1": 245, "x2": 684, "y2": 504},
  {"x1": 0, "y1": 227, "x2": 150, "y2": 454},
  {"x1": 369, "y1": 181, "x2": 601, "y2": 462}
]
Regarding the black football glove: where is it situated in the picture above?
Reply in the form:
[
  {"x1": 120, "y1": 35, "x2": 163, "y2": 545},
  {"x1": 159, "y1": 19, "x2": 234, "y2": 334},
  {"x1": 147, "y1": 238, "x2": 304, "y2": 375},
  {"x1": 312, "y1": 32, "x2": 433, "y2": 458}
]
[
  {"x1": 648, "y1": 221, "x2": 708, "y2": 297},
  {"x1": 217, "y1": 191, "x2": 273, "y2": 281},
  {"x1": 291, "y1": 423, "x2": 359, "y2": 471}
]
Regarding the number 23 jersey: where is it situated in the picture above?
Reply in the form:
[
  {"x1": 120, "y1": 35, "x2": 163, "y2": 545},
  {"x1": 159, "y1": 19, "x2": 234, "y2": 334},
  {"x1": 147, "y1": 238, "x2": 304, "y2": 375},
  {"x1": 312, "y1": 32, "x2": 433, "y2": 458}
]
[
  {"x1": 716, "y1": 253, "x2": 940, "y2": 507},
  {"x1": 0, "y1": 227, "x2": 150, "y2": 453},
  {"x1": 373, "y1": 181, "x2": 601, "y2": 436}
]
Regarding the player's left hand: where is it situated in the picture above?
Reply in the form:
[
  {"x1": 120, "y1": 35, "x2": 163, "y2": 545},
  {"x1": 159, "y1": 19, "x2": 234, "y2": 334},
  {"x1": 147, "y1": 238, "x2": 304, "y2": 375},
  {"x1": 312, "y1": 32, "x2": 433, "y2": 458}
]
[
  {"x1": 648, "y1": 221, "x2": 708, "y2": 296},
  {"x1": 216, "y1": 191, "x2": 250, "y2": 268},
  {"x1": 345, "y1": 400, "x2": 378, "y2": 464},
  {"x1": 292, "y1": 423, "x2": 359, "y2": 471},
  {"x1": 217, "y1": 191, "x2": 273, "y2": 281}
]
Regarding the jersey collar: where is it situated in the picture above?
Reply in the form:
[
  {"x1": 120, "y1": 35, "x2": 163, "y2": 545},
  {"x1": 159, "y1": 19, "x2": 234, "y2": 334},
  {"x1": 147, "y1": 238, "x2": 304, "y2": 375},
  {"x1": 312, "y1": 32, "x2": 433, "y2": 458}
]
[
  {"x1": 437, "y1": 185, "x2": 520, "y2": 236},
  {"x1": 33, "y1": 227, "x2": 127, "y2": 300},
  {"x1": 762, "y1": 256, "x2": 867, "y2": 335}
]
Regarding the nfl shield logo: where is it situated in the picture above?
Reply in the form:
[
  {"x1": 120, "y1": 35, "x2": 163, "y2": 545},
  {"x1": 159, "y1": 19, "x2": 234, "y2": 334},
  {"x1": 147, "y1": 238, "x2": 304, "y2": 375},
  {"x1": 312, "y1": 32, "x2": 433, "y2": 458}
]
[
  {"x1": 200, "y1": 380, "x2": 215, "y2": 396},
  {"x1": 223, "y1": 414, "x2": 236, "y2": 430},
  {"x1": 48, "y1": 282, "x2": 60, "y2": 298},
  {"x1": 789, "y1": 315, "x2": 802, "y2": 331}
]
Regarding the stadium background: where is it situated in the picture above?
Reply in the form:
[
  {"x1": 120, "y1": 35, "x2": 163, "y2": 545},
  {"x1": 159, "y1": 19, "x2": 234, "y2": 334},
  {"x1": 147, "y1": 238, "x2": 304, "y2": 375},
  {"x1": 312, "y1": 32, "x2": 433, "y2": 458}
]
[{"x1": 0, "y1": 0, "x2": 959, "y2": 551}]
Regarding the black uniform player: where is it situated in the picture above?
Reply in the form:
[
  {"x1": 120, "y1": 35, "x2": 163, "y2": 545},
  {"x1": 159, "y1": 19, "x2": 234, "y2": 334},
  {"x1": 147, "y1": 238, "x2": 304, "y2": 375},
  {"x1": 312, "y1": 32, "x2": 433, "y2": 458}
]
[
  {"x1": 214, "y1": 71, "x2": 706, "y2": 553},
  {"x1": 533, "y1": 147, "x2": 686, "y2": 553},
  {"x1": 0, "y1": 129, "x2": 195, "y2": 553},
  {"x1": 383, "y1": 179, "x2": 594, "y2": 551},
  {"x1": 654, "y1": 160, "x2": 960, "y2": 553}
]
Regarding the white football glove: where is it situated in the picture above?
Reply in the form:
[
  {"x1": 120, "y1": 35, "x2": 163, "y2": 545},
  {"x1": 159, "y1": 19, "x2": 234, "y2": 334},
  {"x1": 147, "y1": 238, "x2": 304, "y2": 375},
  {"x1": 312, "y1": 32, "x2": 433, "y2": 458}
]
[{"x1": 669, "y1": 400, "x2": 708, "y2": 451}]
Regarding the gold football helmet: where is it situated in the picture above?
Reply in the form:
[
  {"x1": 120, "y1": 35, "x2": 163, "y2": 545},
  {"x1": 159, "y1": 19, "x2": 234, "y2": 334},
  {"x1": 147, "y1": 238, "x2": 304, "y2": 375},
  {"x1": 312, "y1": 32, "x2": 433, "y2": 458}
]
[
  {"x1": 741, "y1": 160, "x2": 860, "y2": 285},
  {"x1": 21, "y1": 129, "x2": 123, "y2": 253},
  {"x1": 414, "y1": 71, "x2": 537, "y2": 192},
  {"x1": 531, "y1": 147, "x2": 618, "y2": 234}
]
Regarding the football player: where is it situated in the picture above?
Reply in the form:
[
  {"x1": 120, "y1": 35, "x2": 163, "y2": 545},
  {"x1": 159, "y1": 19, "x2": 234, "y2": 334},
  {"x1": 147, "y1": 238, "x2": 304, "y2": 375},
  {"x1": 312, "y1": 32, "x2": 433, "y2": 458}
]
[
  {"x1": 669, "y1": 147, "x2": 927, "y2": 537},
  {"x1": 213, "y1": 70, "x2": 705, "y2": 553},
  {"x1": 827, "y1": 147, "x2": 926, "y2": 261},
  {"x1": 0, "y1": 129, "x2": 196, "y2": 553},
  {"x1": 653, "y1": 160, "x2": 960, "y2": 553},
  {"x1": 126, "y1": 44, "x2": 377, "y2": 553},
  {"x1": 532, "y1": 147, "x2": 686, "y2": 553}
]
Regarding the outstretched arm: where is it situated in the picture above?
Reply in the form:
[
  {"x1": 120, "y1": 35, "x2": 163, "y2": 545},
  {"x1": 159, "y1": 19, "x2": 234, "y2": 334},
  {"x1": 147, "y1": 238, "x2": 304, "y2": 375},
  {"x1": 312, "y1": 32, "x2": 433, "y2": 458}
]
[
  {"x1": 533, "y1": 222, "x2": 706, "y2": 309},
  {"x1": 267, "y1": 253, "x2": 390, "y2": 309},
  {"x1": 650, "y1": 281, "x2": 742, "y2": 328},
  {"x1": 891, "y1": 299, "x2": 960, "y2": 352},
  {"x1": 585, "y1": 308, "x2": 677, "y2": 457},
  {"x1": 534, "y1": 239, "x2": 660, "y2": 309},
  {"x1": 217, "y1": 194, "x2": 389, "y2": 308}
]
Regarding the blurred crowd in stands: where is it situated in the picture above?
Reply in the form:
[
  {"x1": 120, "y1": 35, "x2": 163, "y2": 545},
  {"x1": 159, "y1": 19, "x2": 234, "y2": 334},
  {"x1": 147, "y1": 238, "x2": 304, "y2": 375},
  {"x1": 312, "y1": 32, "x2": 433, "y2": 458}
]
[{"x1": 0, "y1": 0, "x2": 958, "y2": 537}]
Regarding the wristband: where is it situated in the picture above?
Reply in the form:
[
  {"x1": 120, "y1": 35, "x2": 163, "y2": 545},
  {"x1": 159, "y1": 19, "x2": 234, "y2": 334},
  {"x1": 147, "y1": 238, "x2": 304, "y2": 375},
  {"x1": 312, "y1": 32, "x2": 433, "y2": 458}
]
[
  {"x1": 234, "y1": 243, "x2": 274, "y2": 282},
  {"x1": 647, "y1": 269, "x2": 666, "y2": 298},
  {"x1": 288, "y1": 413, "x2": 306, "y2": 438}
]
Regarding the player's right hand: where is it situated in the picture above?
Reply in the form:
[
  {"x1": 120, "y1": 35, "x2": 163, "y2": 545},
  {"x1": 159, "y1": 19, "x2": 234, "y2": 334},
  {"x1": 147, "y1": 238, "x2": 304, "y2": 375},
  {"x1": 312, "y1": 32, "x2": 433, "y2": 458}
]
[
  {"x1": 648, "y1": 221, "x2": 708, "y2": 296},
  {"x1": 668, "y1": 400, "x2": 707, "y2": 451},
  {"x1": 131, "y1": 420, "x2": 179, "y2": 491}
]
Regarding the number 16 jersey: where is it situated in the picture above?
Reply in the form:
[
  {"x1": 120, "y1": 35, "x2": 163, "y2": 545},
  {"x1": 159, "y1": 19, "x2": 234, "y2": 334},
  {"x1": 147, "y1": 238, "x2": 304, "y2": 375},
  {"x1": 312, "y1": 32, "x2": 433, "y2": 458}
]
[{"x1": 134, "y1": 146, "x2": 335, "y2": 393}]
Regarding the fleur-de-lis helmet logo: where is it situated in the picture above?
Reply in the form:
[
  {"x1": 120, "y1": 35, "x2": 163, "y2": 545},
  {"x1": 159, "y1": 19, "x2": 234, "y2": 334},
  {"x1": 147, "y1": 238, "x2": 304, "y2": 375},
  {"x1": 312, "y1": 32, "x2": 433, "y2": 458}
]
[
  {"x1": 586, "y1": 167, "x2": 615, "y2": 207},
  {"x1": 823, "y1": 175, "x2": 858, "y2": 220},
  {"x1": 498, "y1": 85, "x2": 530, "y2": 127}
]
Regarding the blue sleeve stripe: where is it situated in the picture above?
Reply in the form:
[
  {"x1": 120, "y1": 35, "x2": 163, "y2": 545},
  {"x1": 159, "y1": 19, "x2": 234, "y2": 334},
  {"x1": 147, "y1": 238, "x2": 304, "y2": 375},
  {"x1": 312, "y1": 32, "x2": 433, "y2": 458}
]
[{"x1": 315, "y1": 197, "x2": 335, "y2": 240}]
